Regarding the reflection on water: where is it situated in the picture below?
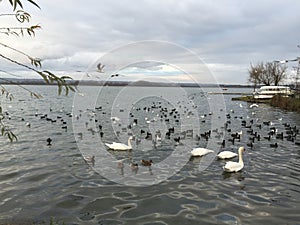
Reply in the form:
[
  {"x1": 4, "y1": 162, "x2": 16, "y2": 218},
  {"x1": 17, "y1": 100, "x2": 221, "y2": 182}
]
[
  {"x1": 222, "y1": 171, "x2": 245, "y2": 182},
  {"x1": 0, "y1": 86, "x2": 299, "y2": 225}
]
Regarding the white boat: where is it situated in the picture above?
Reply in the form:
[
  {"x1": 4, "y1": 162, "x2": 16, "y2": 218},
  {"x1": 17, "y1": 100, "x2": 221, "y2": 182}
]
[{"x1": 253, "y1": 86, "x2": 293, "y2": 99}]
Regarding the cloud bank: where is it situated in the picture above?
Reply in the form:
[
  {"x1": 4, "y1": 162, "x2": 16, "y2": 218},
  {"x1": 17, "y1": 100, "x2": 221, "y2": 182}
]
[{"x1": 1, "y1": 0, "x2": 300, "y2": 84}]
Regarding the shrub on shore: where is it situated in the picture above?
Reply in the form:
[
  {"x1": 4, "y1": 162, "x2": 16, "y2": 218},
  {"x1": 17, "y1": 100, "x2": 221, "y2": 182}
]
[{"x1": 270, "y1": 95, "x2": 300, "y2": 112}]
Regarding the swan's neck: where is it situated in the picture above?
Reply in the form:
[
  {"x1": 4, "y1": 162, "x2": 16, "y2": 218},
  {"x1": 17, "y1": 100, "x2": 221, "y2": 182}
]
[
  {"x1": 238, "y1": 149, "x2": 244, "y2": 165},
  {"x1": 128, "y1": 138, "x2": 132, "y2": 148}
]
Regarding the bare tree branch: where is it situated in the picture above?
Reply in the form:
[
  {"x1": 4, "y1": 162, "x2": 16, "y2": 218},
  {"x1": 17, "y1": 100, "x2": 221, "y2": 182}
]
[{"x1": 248, "y1": 61, "x2": 287, "y2": 86}]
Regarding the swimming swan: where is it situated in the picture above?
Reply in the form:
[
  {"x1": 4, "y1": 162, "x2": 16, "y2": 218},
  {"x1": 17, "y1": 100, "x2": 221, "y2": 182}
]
[
  {"x1": 105, "y1": 136, "x2": 133, "y2": 150},
  {"x1": 249, "y1": 103, "x2": 259, "y2": 108},
  {"x1": 191, "y1": 147, "x2": 214, "y2": 157},
  {"x1": 217, "y1": 150, "x2": 238, "y2": 159},
  {"x1": 223, "y1": 147, "x2": 245, "y2": 172}
]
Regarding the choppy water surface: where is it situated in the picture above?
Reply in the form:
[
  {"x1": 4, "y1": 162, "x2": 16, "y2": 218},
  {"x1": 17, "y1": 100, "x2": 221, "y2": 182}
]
[{"x1": 0, "y1": 85, "x2": 299, "y2": 225}]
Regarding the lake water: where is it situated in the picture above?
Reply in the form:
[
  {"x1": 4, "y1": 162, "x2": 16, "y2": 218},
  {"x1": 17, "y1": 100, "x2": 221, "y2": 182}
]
[{"x1": 0, "y1": 85, "x2": 299, "y2": 225}]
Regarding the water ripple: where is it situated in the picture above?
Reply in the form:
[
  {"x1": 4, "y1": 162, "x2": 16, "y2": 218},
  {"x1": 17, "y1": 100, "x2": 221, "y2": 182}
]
[{"x1": 0, "y1": 86, "x2": 300, "y2": 225}]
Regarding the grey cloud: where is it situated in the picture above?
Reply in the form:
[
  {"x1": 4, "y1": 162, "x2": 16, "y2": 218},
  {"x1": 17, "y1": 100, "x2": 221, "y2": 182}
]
[{"x1": 1, "y1": 0, "x2": 300, "y2": 83}]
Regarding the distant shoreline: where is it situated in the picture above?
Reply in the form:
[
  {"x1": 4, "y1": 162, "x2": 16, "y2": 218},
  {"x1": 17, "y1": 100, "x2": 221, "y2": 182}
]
[{"x1": 0, "y1": 78, "x2": 254, "y2": 88}]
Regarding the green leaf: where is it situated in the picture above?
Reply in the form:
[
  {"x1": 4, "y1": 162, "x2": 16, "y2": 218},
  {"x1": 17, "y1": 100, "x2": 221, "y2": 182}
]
[
  {"x1": 31, "y1": 92, "x2": 42, "y2": 99},
  {"x1": 37, "y1": 71, "x2": 49, "y2": 84},
  {"x1": 65, "y1": 86, "x2": 69, "y2": 96},
  {"x1": 68, "y1": 86, "x2": 76, "y2": 92},
  {"x1": 26, "y1": 0, "x2": 41, "y2": 9},
  {"x1": 16, "y1": 0, "x2": 23, "y2": 9},
  {"x1": 29, "y1": 57, "x2": 42, "y2": 68},
  {"x1": 16, "y1": 10, "x2": 31, "y2": 23},
  {"x1": 8, "y1": 0, "x2": 40, "y2": 11},
  {"x1": 27, "y1": 28, "x2": 32, "y2": 36},
  {"x1": 43, "y1": 70, "x2": 55, "y2": 76},
  {"x1": 11, "y1": 0, "x2": 23, "y2": 11},
  {"x1": 58, "y1": 84, "x2": 62, "y2": 95},
  {"x1": 11, "y1": 132, "x2": 18, "y2": 141},
  {"x1": 60, "y1": 76, "x2": 72, "y2": 80},
  {"x1": 8, "y1": 132, "x2": 12, "y2": 141}
]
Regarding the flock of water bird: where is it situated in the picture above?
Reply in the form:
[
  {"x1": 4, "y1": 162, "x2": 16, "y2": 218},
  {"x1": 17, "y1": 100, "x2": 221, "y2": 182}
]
[
  {"x1": 75, "y1": 96, "x2": 299, "y2": 174},
  {"x1": 4, "y1": 92, "x2": 299, "y2": 175}
]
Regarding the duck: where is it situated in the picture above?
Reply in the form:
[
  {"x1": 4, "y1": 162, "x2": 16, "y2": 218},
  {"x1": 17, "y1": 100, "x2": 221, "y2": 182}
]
[
  {"x1": 270, "y1": 142, "x2": 278, "y2": 148},
  {"x1": 174, "y1": 136, "x2": 181, "y2": 145},
  {"x1": 131, "y1": 162, "x2": 139, "y2": 170},
  {"x1": 217, "y1": 150, "x2": 238, "y2": 159},
  {"x1": 105, "y1": 136, "x2": 133, "y2": 150},
  {"x1": 141, "y1": 159, "x2": 153, "y2": 166},
  {"x1": 46, "y1": 137, "x2": 52, "y2": 146},
  {"x1": 117, "y1": 161, "x2": 124, "y2": 169},
  {"x1": 223, "y1": 147, "x2": 245, "y2": 172},
  {"x1": 263, "y1": 135, "x2": 271, "y2": 141},
  {"x1": 84, "y1": 155, "x2": 95, "y2": 164},
  {"x1": 219, "y1": 139, "x2": 225, "y2": 148},
  {"x1": 191, "y1": 147, "x2": 214, "y2": 157},
  {"x1": 246, "y1": 142, "x2": 253, "y2": 148},
  {"x1": 155, "y1": 133, "x2": 162, "y2": 142}
]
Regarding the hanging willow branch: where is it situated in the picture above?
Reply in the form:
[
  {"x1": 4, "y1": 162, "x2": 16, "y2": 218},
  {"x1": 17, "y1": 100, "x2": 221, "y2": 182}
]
[
  {"x1": 0, "y1": 1, "x2": 40, "y2": 37},
  {"x1": 8, "y1": 0, "x2": 41, "y2": 11},
  {"x1": 0, "y1": 121, "x2": 18, "y2": 142},
  {"x1": 0, "y1": 10, "x2": 31, "y2": 23},
  {"x1": 15, "y1": 10, "x2": 31, "y2": 22},
  {"x1": 0, "y1": 95, "x2": 17, "y2": 142},
  {"x1": 0, "y1": 53, "x2": 76, "y2": 95},
  {"x1": 0, "y1": 42, "x2": 42, "y2": 67},
  {"x1": 0, "y1": 0, "x2": 76, "y2": 142},
  {"x1": 0, "y1": 73, "x2": 43, "y2": 99},
  {"x1": 0, "y1": 24, "x2": 41, "y2": 36}
]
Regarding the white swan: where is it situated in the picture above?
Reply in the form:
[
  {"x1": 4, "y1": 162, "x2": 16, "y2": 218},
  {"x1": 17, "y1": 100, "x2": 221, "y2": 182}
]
[
  {"x1": 249, "y1": 103, "x2": 259, "y2": 108},
  {"x1": 191, "y1": 147, "x2": 214, "y2": 157},
  {"x1": 105, "y1": 136, "x2": 133, "y2": 150},
  {"x1": 223, "y1": 147, "x2": 245, "y2": 172},
  {"x1": 217, "y1": 150, "x2": 238, "y2": 159}
]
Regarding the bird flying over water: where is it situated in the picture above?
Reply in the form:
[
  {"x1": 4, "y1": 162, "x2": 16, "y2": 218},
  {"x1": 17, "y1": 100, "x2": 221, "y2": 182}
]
[{"x1": 96, "y1": 63, "x2": 105, "y2": 73}]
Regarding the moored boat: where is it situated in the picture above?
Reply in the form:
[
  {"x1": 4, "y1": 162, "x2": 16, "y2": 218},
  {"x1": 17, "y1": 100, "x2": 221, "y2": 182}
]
[{"x1": 253, "y1": 86, "x2": 294, "y2": 99}]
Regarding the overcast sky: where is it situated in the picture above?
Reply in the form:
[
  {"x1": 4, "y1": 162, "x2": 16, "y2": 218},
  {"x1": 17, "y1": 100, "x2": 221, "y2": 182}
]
[{"x1": 1, "y1": 0, "x2": 300, "y2": 84}]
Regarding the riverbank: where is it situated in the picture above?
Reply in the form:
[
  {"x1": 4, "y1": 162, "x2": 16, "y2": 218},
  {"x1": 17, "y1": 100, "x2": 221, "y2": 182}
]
[
  {"x1": 231, "y1": 95, "x2": 271, "y2": 103},
  {"x1": 270, "y1": 95, "x2": 300, "y2": 112},
  {"x1": 232, "y1": 95, "x2": 300, "y2": 112}
]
